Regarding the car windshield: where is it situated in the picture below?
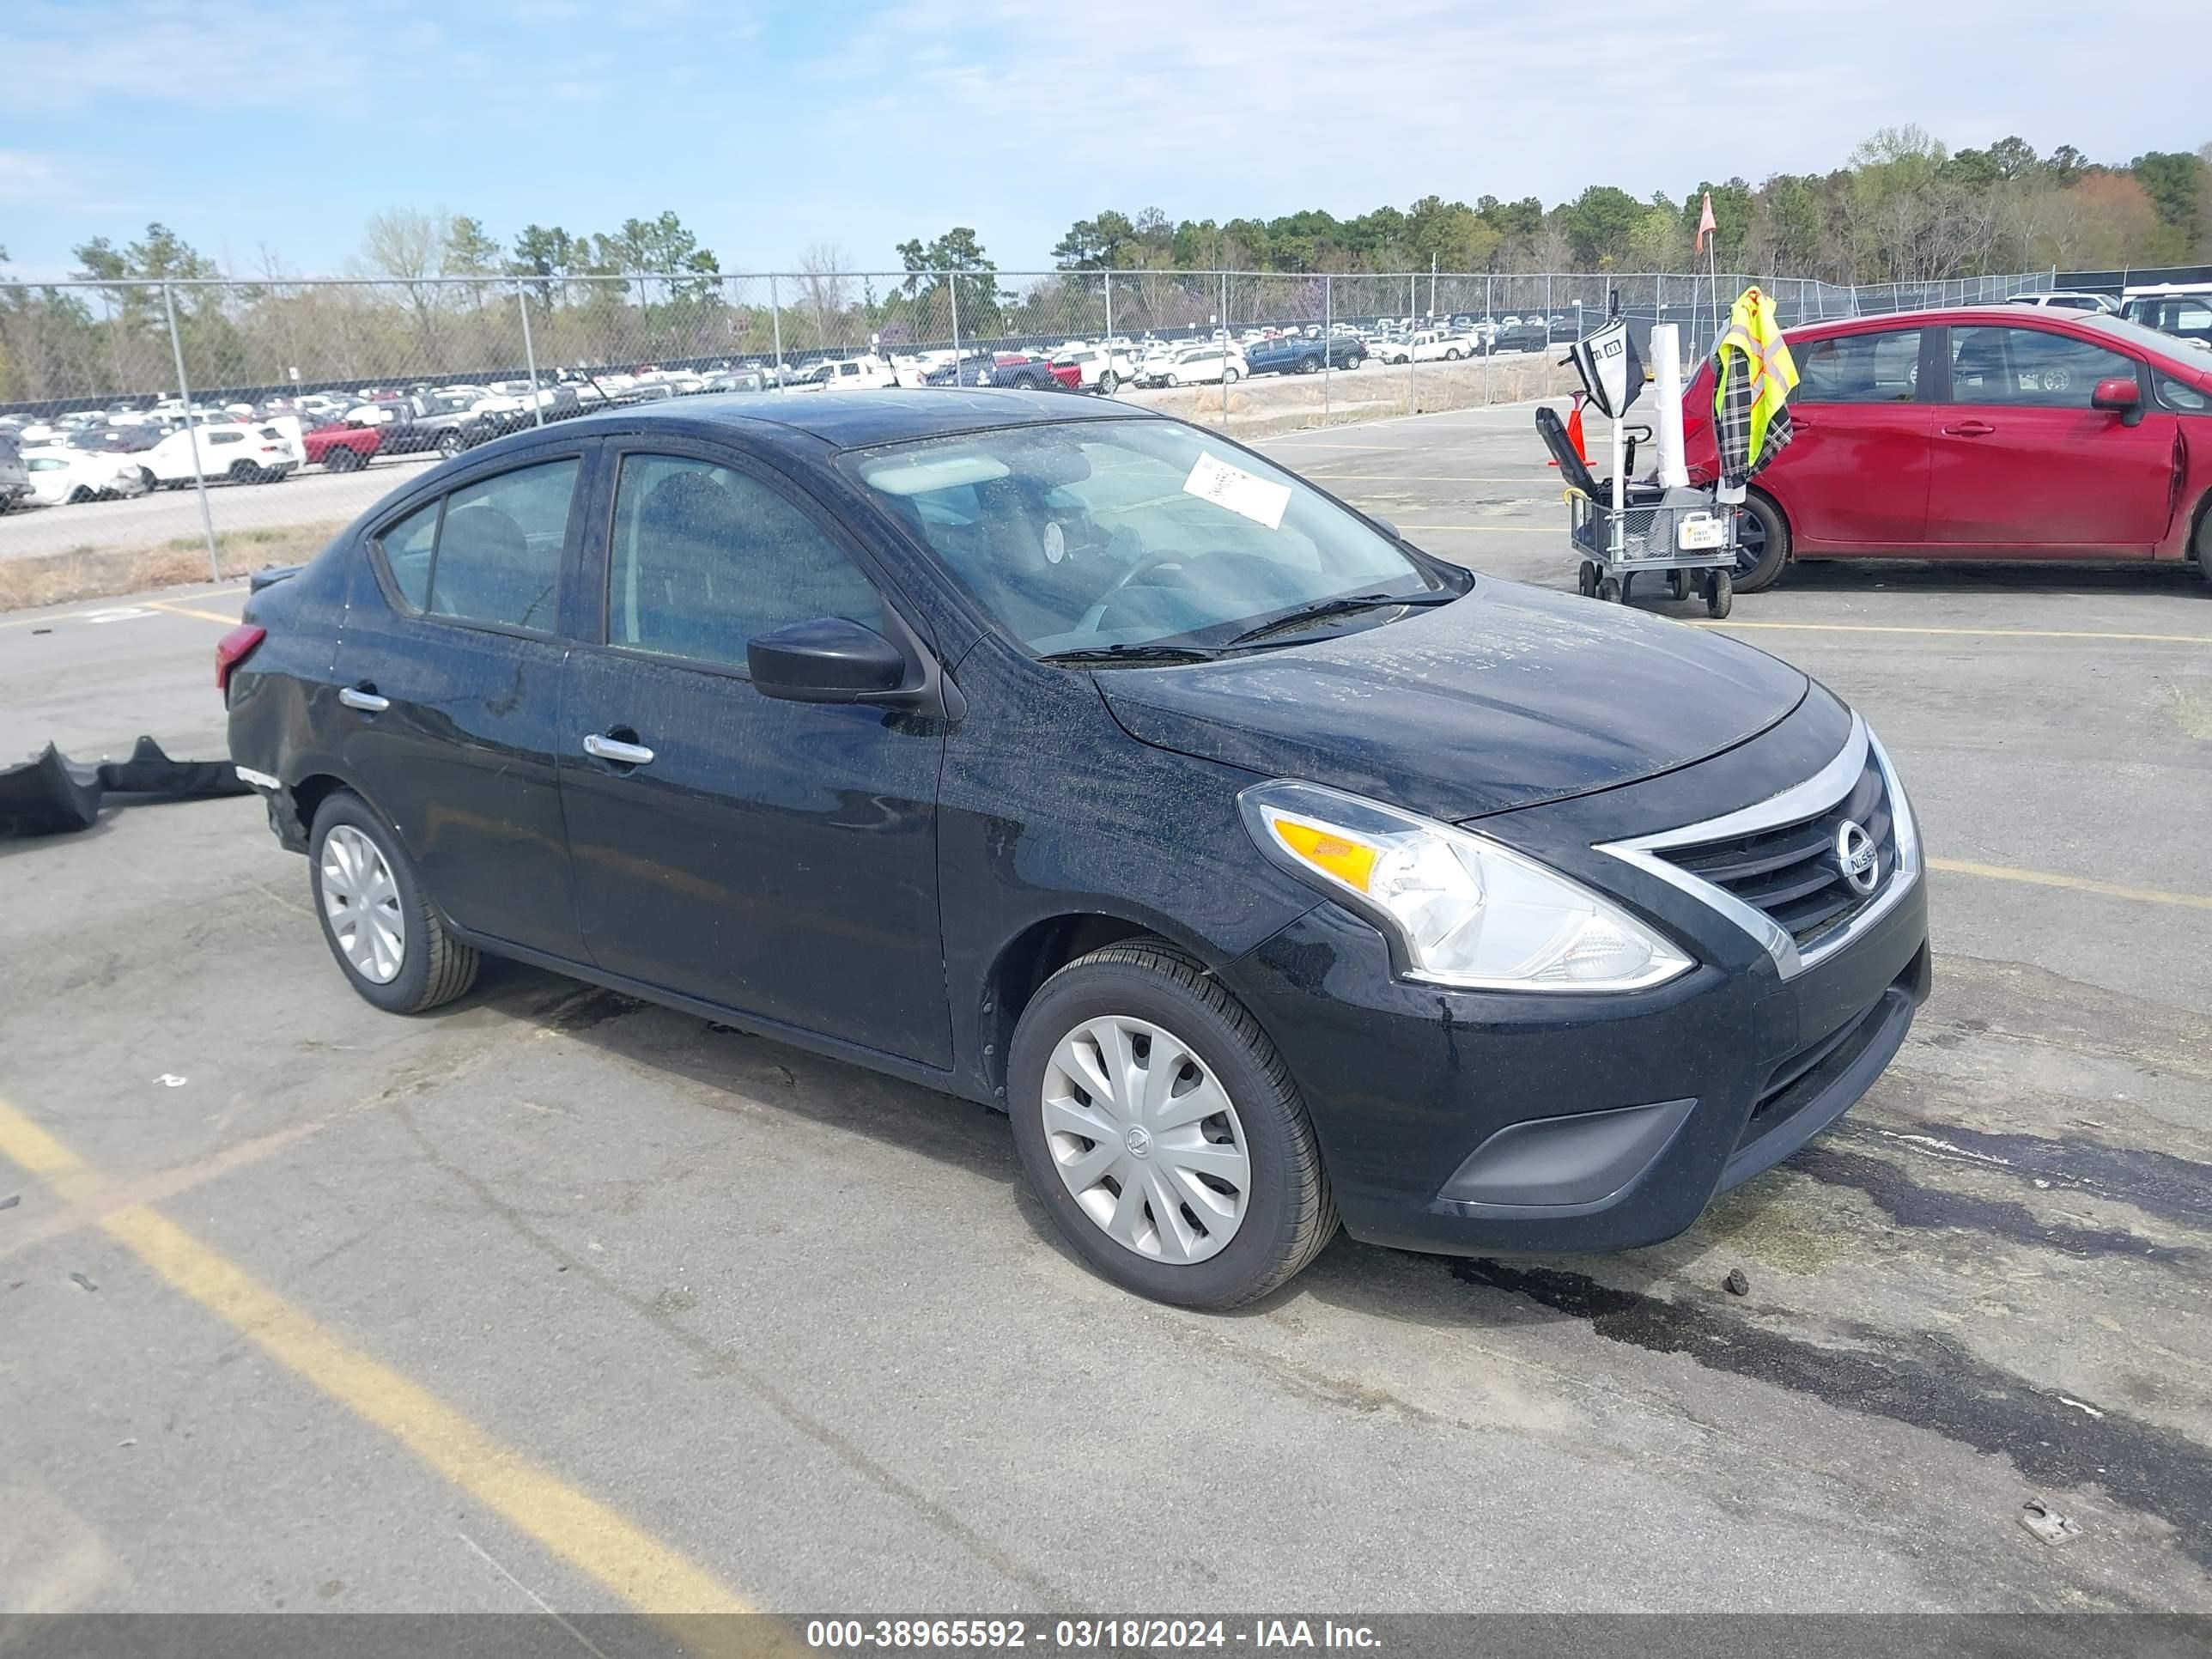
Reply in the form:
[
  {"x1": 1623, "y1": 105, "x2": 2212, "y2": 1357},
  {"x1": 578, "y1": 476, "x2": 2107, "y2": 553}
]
[
  {"x1": 2080, "y1": 311, "x2": 2212, "y2": 368},
  {"x1": 844, "y1": 418, "x2": 1466, "y2": 656}
]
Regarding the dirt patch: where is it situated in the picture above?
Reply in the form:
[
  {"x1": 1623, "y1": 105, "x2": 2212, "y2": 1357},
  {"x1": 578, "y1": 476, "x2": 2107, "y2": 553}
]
[{"x1": 0, "y1": 521, "x2": 344, "y2": 611}]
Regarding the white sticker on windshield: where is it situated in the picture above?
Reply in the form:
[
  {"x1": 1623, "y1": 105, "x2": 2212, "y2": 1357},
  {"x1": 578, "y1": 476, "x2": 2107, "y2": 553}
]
[{"x1": 1182, "y1": 452, "x2": 1291, "y2": 531}]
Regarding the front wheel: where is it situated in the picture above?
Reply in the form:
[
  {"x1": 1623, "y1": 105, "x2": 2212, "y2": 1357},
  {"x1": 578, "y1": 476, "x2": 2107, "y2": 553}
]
[
  {"x1": 436, "y1": 428, "x2": 465, "y2": 458},
  {"x1": 1731, "y1": 493, "x2": 1790, "y2": 593},
  {"x1": 1008, "y1": 942, "x2": 1338, "y2": 1309},
  {"x1": 309, "y1": 792, "x2": 480, "y2": 1015}
]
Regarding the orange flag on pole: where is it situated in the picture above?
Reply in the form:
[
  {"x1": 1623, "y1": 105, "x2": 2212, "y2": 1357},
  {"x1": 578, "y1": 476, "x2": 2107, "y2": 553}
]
[{"x1": 1695, "y1": 192, "x2": 1718, "y2": 253}]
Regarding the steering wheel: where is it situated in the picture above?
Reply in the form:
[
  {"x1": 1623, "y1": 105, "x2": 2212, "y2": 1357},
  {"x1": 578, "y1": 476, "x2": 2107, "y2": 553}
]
[{"x1": 1074, "y1": 548, "x2": 1200, "y2": 635}]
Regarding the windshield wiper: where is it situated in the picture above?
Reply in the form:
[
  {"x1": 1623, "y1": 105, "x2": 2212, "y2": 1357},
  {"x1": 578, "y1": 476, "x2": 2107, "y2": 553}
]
[
  {"x1": 1036, "y1": 644, "x2": 1221, "y2": 667},
  {"x1": 1224, "y1": 590, "x2": 1456, "y2": 647}
]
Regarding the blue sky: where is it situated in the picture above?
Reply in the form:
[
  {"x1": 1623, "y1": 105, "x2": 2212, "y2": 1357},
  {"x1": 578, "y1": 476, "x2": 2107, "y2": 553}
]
[{"x1": 2, "y1": 0, "x2": 2204, "y2": 282}]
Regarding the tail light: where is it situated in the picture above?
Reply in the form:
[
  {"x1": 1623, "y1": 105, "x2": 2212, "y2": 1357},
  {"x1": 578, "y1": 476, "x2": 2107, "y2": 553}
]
[{"x1": 216, "y1": 624, "x2": 265, "y2": 696}]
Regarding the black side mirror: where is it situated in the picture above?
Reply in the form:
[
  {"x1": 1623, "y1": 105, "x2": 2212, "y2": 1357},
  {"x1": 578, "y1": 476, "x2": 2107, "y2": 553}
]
[{"x1": 749, "y1": 617, "x2": 909, "y2": 704}]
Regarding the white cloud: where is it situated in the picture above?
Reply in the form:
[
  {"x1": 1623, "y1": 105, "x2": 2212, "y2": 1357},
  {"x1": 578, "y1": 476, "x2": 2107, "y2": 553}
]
[{"x1": 0, "y1": 150, "x2": 68, "y2": 204}]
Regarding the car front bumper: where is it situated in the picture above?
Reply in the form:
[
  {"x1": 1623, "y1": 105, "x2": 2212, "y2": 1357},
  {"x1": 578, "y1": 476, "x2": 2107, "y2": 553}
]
[{"x1": 1221, "y1": 866, "x2": 1929, "y2": 1255}]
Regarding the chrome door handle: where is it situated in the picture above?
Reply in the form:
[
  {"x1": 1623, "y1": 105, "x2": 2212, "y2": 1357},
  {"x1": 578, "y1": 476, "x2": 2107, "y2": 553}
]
[
  {"x1": 337, "y1": 686, "x2": 389, "y2": 712},
  {"x1": 582, "y1": 732, "x2": 655, "y2": 767}
]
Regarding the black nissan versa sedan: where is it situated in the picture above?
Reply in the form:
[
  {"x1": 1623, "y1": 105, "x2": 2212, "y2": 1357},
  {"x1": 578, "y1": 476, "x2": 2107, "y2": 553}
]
[{"x1": 222, "y1": 390, "x2": 1929, "y2": 1308}]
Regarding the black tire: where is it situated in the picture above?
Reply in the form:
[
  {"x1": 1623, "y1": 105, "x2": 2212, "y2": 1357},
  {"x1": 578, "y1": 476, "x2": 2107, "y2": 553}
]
[
  {"x1": 1445, "y1": 347, "x2": 1462, "y2": 361},
  {"x1": 308, "y1": 791, "x2": 480, "y2": 1015},
  {"x1": 1619, "y1": 572, "x2": 1636, "y2": 603},
  {"x1": 324, "y1": 446, "x2": 359, "y2": 472},
  {"x1": 1224, "y1": 368, "x2": 1242, "y2": 384},
  {"x1": 1097, "y1": 370, "x2": 1118, "y2": 395},
  {"x1": 1297, "y1": 356, "x2": 1320, "y2": 375},
  {"x1": 2195, "y1": 503, "x2": 2211, "y2": 583},
  {"x1": 1577, "y1": 560, "x2": 1599, "y2": 597},
  {"x1": 66, "y1": 486, "x2": 92, "y2": 505},
  {"x1": 436, "y1": 428, "x2": 465, "y2": 458},
  {"x1": 1597, "y1": 576, "x2": 1621, "y2": 603},
  {"x1": 228, "y1": 460, "x2": 259, "y2": 484},
  {"x1": 1667, "y1": 569, "x2": 1688, "y2": 601},
  {"x1": 1706, "y1": 568, "x2": 1735, "y2": 618},
  {"x1": 1731, "y1": 493, "x2": 1790, "y2": 593},
  {"x1": 1008, "y1": 942, "x2": 1338, "y2": 1310}
]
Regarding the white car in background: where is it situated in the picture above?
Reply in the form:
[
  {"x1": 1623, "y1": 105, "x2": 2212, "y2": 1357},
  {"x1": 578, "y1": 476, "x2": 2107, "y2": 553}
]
[
  {"x1": 1051, "y1": 345, "x2": 1139, "y2": 394},
  {"x1": 2005, "y1": 291, "x2": 2121, "y2": 314},
  {"x1": 21, "y1": 445, "x2": 155, "y2": 506},
  {"x1": 1158, "y1": 344, "x2": 1249, "y2": 386},
  {"x1": 142, "y1": 421, "x2": 300, "y2": 487}
]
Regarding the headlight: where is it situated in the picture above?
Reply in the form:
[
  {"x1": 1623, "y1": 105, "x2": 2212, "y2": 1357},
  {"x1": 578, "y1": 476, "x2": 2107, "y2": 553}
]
[{"x1": 1239, "y1": 781, "x2": 1692, "y2": 994}]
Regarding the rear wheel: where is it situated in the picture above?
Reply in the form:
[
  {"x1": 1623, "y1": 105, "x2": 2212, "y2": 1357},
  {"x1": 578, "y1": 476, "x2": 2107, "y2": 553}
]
[
  {"x1": 309, "y1": 792, "x2": 480, "y2": 1015},
  {"x1": 1008, "y1": 942, "x2": 1337, "y2": 1309},
  {"x1": 1097, "y1": 370, "x2": 1118, "y2": 395},
  {"x1": 1705, "y1": 568, "x2": 1735, "y2": 618},
  {"x1": 66, "y1": 486, "x2": 92, "y2": 505},
  {"x1": 2196, "y1": 503, "x2": 2211, "y2": 583},
  {"x1": 228, "y1": 460, "x2": 259, "y2": 484},
  {"x1": 324, "y1": 445, "x2": 359, "y2": 472},
  {"x1": 1297, "y1": 356, "x2": 1320, "y2": 374},
  {"x1": 436, "y1": 428, "x2": 465, "y2": 458},
  {"x1": 1224, "y1": 367, "x2": 1241, "y2": 384},
  {"x1": 1731, "y1": 493, "x2": 1790, "y2": 593}
]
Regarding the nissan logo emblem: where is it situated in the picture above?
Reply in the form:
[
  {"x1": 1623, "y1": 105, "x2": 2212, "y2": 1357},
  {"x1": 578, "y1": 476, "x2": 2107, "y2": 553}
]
[{"x1": 1834, "y1": 820, "x2": 1880, "y2": 897}]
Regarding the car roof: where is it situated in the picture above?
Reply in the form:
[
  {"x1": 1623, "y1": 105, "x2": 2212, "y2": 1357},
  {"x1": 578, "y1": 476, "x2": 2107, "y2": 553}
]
[
  {"x1": 1784, "y1": 305, "x2": 2122, "y2": 338},
  {"x1": 559, "y1": 388, "x2": 1157, "y2": 450}
]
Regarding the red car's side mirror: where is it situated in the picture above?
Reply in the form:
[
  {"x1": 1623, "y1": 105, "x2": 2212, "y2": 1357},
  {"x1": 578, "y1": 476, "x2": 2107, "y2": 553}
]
[{"x1": 2091, "y1": 377, "x2": 2145, "y2": 426}]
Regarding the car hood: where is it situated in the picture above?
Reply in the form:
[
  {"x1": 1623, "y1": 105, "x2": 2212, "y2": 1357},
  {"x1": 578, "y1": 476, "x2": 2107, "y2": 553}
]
[{"x1": 1095, "y1": 580, "x2": 1808, "y2": 821}]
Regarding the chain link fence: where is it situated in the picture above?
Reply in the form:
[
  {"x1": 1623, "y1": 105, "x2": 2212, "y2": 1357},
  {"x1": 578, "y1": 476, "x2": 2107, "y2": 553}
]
[{"x1": 0, "y1": 266, "x2": 2052, "y2": 596}]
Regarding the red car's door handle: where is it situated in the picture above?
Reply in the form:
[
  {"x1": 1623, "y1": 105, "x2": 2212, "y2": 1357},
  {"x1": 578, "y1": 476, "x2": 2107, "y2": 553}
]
[{"x1": 1942, "y1": 420, "x2": 1996, "y2": 437}]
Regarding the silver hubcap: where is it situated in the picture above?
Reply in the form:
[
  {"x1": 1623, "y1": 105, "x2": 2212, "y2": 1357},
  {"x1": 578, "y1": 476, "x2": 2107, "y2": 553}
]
[
  {"x1": 319, "y1": 824, "x2": 405, "y2": 984},
  {"x1": 1042, "y1": 1016, "x2": 1250, "y2": 1265}
]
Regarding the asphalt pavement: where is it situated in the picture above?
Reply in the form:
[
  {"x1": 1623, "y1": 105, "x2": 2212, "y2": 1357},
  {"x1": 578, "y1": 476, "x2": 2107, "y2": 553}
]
[{"x1": 3, "y1": 404, "x2": 2209, "y2": 1626}]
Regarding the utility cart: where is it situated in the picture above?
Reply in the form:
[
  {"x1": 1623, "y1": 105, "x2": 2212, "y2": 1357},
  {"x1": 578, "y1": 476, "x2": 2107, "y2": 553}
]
[
  {"x1": 1536, "y1": 304, "x2": 1738, "y2": 618},
  {"x1": 1564, "y1": 481, "x2": 1735, "y2": 616}
]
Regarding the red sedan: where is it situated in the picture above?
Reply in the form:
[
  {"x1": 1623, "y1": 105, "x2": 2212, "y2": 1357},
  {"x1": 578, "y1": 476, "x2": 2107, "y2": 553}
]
[{"x1": 1680, "y1": 307, "x2": 2212, "y2": 591}]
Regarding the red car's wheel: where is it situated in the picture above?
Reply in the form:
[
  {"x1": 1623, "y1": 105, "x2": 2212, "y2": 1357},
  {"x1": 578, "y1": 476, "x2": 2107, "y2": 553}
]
[{"x1": 1731, "y1": 493, "x2": 1790, "y2": 594}]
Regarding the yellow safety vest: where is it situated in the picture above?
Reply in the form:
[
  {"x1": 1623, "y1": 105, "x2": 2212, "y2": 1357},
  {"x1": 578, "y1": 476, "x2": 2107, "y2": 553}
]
[{"x1": 1714, "y1": 286, "x2": 1799, "y2": 470}]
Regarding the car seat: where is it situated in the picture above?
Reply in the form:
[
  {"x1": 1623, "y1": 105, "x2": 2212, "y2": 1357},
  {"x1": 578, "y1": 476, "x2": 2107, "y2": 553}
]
[{"x1": 434, "y1": 504, "x2": 553, "y2": 629}]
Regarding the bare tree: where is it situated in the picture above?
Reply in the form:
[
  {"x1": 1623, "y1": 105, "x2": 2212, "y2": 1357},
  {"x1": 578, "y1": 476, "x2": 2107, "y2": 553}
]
[
  {"x1": 361, "y1": 209, "x2": 449, "y2": 356},
  {"x1": 797, "y1": 243, "x2": 853, "y2": 352}
]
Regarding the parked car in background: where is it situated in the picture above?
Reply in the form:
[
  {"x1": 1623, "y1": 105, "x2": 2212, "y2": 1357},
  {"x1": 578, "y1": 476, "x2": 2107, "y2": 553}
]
[
  {"x1": 1052, "y1": 345, "x2": 1140, "y2": 394},
  {"x1": 1370, "y1": 330, "x2": 1470, "y2": 366},
  {"x1": 303, "y1": 416, "x2": 384, "y2": 472},
  {"x1": 1158, "y1": 344, "x2": 1248, "y2": 386},
  {"x1": 704, "y1": 368, "x2": 769, "y2": 394},
  {"x1": 348, "y1": 391, "x2": 501, "y2": 458},
  {"x1": 0, "y1": 432, "x2": 29, "y2": 511},
  {"x1": 222, "y1": 390, "x2": 1926, "y2": 1309},
  {"x1": 21, "y1": 444, "x2": 154, "y2": 504},
  {"x1": 2006, "y1": 291, "x2": 2121, "y2": 314},
  {"x1": 1680, "y1": 307, "x2": 2212, "y2": 591},
  {"x1": 1243, "y1": 335, "x2": 1367, "y2": 377},
  {"x1": 2119, "y1": 285, "x2": 2212, "y2": 351},
  {"x1": 1492, "y1": 319, "x2": 1552, "y2": 353},
  {"x1": 141, "y1": 421, "x2": 300, "y2": 487}
]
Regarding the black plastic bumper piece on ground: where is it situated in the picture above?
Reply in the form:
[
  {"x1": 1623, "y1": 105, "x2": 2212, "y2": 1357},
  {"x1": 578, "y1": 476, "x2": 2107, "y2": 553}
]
[{"x1": 0, "y1": 737, "x2": 252, "y2": 837}]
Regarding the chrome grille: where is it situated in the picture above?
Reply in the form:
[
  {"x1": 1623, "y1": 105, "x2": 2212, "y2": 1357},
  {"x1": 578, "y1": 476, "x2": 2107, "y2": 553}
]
[{"x1": 1659, "y1": 755, "x2": 1893, "y2": 949}]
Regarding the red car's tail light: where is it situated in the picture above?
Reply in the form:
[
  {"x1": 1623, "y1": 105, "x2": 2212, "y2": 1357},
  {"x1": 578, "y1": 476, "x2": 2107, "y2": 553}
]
[{"x1": 215, "y1": 624, "x2": 266, "y2": 696}]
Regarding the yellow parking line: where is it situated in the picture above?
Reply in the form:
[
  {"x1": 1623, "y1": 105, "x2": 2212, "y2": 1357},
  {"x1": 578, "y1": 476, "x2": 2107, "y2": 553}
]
[
  {"x1": 1689, "y1": 619, "x2": 2212, "y2": 646},
  {"x1": 1927, "y1": 857, "x2": 2212, "y2": 912},
  {"x1": 0, "y1": 587, "x2": 250, "y2": 631},
  {"x1": 1395, "y1": 524, "x2": 1553, "y2": 533},
  {"x1": 143, "y1": 598, "x2": 244, "y2": 626},
  {"x1": 0, "y1": 1097, "x2": 768, "y2": 1636}
]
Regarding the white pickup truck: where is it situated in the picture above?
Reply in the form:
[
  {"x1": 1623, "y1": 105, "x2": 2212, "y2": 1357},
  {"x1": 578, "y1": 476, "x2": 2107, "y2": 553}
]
[
  {"x1": 786, "y1": 355, "x2": 927, "y2": 392},
  {"x1": 1369, "y1": 330, "x2": 1474, "y2": 366}
]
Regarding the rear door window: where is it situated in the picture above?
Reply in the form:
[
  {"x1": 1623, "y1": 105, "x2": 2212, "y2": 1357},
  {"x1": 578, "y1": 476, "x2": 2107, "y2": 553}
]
[
  {"x1": 374, "y1": 499, "x2": 441, "y2": 611},
  {"x1": 1792, "y1": 330, "x2": 1923, "y2": 403},
  {"x1": 428, "y1": 459, "x2": 577, "y2": 631}
]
